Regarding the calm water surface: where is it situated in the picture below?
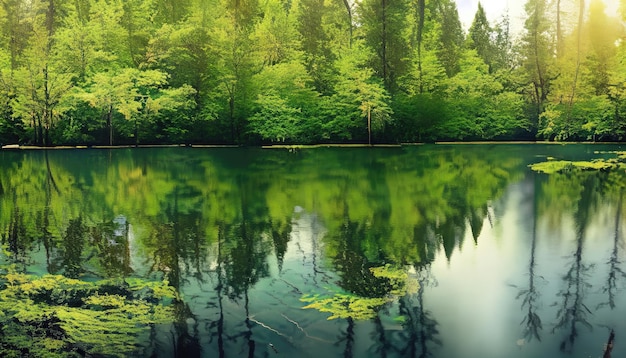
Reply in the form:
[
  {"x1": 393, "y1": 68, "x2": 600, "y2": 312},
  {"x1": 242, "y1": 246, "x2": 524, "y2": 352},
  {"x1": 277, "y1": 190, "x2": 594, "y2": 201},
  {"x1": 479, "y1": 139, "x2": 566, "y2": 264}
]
[{"x1": 1, "y1": 144, "x2": 626, "y2": 357}]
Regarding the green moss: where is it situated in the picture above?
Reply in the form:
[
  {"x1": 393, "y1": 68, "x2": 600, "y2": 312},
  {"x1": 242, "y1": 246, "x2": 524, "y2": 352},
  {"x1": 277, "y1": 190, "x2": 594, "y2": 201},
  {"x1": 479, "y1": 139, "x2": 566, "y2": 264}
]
[{"x1": 0, "y1": 267, "x2": 177, "y2": 357}]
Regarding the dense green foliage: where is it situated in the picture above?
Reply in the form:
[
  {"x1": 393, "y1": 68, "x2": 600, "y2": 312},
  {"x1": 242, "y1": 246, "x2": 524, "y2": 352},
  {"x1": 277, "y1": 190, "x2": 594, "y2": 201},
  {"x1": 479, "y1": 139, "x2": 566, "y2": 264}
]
[{"x1": 0, "y1": 0, "x2": 624, "y2": 146}]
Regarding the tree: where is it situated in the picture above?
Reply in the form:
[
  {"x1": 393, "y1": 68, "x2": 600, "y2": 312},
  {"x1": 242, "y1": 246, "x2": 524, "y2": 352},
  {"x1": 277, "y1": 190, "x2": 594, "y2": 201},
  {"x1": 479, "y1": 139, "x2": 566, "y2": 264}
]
[
  {"x1": 466, "y1": 2, "x2": 494, "y2": 72},
  {"x1": 491, "y1": 12, "x2": 514, "y2": 73},
  {"x1": 54, "y1": 9, "x2": 94, "y2": 81},
  {"x1": 208, "y1": 0, "x2": 259, "y2": 143},
  {"x1": 87, "y1": 0, "x2": 133, "y2": 69},
  {"x1": 249, "y1": 59, "x2": 320, "y2": 143},
  {"x1": 406, "y1": 0, "x2": 426, "y2": 94},
  {"x1": 330, "y1": 42, "x2": 392, "y2": 144},
  {"x1": 434, "y1": 0, "x2": 464, "y2": 77},
  {"x1": 358, "y1": 0, "x2": 409, "y2": 91},
  {"x1": 76, "y1": 68, "x2": 171, "y2": 145},
  {"x1": 297, "y1": 0, "x2": 336, "y2": 93},
  {"x1": 586, "y1": 0, "x2": 620, "y2": 96},
  {"x1": 121, "y1": 0, "x2": 158, "y2": 67},
  {"x1": 252, "y1": 0, "x2": 299, "y2": 67},
  {"x1": 0, "y1": 0, "x2": 32, "y2": 70},
  {"x1": 537, "y1": 0, "x2": 623, "y2": 141},
  {"x1": 521, "y1": 0, "x2": 554, "y2": 124},
  {"x1": 248, "y1": 92, "x2": 302, "y2": 142},
  {"x1": 555, "y1": 0, "x2": 563, "y2": 58},
  {"x1": 567, "y1": 0, "x2": 585, "y2": 114},
  {"x1": 11, "y1": 0, "x2": 74, "y2": 145},
  {"x1": 402, "y1": 47, "x2": 447, "y2": 97},
  {"x1": 139, "y1": 84, "x2": 196, "y2": 144},
  {"x1": 444, "y1": 49, "x2": 529, "y2": 139}
]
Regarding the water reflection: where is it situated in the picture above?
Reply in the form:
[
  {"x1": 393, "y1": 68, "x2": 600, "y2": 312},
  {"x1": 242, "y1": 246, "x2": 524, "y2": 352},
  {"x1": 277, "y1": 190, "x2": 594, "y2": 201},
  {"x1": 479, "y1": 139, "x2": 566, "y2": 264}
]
[
  {"x1": 1, "y1": 145, "x2": 626, "y2": 357},
  {"x1": 392, "y1": 266, "x2": 441, "y2": 358},
  {"x1": 517, "y1": 175, "x2": 543, "y2": 343}
]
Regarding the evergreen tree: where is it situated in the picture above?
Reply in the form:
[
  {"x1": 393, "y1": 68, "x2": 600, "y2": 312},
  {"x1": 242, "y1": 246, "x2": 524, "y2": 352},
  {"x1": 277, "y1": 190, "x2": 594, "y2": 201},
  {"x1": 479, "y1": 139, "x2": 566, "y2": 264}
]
[
  {"x1": 466, "y1": 2, "x2": 494, "y2": 72},
  {"x1": 521, "y1": 0, "x2": 554, "y2": 123},
  {"x1": 358, "y1": 0, "x2": 409, "y2": 91},
  {"x1": 434, "y1": 0, "x2": 464, "y2": 77}
]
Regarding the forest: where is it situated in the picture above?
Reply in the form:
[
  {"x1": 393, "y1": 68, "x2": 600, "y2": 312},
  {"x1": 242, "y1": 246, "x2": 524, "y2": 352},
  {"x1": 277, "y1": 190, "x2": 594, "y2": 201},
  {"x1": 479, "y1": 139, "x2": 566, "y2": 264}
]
[{"x1": 0, "y1": 0, "x2": 625, "y2": 146}]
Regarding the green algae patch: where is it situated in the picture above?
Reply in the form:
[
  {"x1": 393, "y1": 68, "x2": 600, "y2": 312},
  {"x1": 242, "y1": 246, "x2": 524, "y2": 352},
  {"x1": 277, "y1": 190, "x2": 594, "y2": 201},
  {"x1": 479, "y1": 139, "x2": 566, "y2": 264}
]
[
  {"x1": 0, "y1": 268, "x2": 178, "y2": 357},
  {"x1": 529, "y1": 152, "x2": 626, "y2": 174},
  {"x1": 300, "y1": 265, "x2": 418, "y2": 320},
  {"x1": 529, "y1": 160, "x2": 614, "y2": 174},
  {"x1": 300, "y1": 293, "x2": 388, "y2": 320}
]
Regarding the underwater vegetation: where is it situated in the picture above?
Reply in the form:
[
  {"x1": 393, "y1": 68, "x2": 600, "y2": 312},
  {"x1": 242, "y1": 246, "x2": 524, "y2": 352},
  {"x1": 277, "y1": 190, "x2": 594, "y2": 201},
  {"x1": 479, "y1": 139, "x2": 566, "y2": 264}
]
[
  {"x1": 300, "y1": 265, "x2": 419, "y2": 320},
  {"x1": 0, "y1": 264, "x2": 177, "y2": 357},
  {"x1": 529, "y1": 151, "x2": 626, "y2": 174}
]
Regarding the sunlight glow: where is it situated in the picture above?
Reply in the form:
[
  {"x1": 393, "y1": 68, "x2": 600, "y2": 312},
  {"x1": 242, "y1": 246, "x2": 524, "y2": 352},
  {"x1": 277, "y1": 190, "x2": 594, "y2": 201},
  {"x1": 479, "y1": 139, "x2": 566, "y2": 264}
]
[{"x1": 456, "y1": 0, "x2": 622, "y2": 34}]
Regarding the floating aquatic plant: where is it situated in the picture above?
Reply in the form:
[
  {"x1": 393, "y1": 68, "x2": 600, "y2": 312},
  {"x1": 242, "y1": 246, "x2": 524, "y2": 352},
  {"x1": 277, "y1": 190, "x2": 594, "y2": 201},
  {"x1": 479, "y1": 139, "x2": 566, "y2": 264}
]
[
  {"x1": 370, "y1": 264, "x2": 419, "y2": 296},
  {"x1": 300, "y1": 293, "x2": 388, "y2": 320},
  {"x1": 0, "y1": 267, "x2": 178, "y2": 357},
  {"x1": 300, "y1": 265, "x2": 418, "y2": 320},
  {"x1": 529, "y1": 152, "x2": 626, "y2": 174}
]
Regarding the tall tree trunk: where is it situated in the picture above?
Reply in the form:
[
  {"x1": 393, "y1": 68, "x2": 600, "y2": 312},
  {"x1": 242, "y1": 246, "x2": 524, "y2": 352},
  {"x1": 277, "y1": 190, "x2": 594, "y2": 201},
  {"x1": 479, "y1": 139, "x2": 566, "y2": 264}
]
[
  {"x1": 381, "y1": 0, "x2": 387, "y2": 87},
  {"x1": 32, "y1": 116, "x2": 38, "y2": 144},
  {"x1": 37, "y1": 116, "x2": 43, "y2": 145},
  {"x1": 46, "y1": 0, "x2": 56, "y2": 35},
  {"x1": 229, "y1": 91, "x2": 235, "y2": 143},
  {"x1": 533, "y1": 31, "x2": 546, "y2": 119},
  {"x1": 530, "y1": 1, "x2": 548, "y2": 121},
  {"x1": 368, "y1": 106, "x2": 372, "y2": 146},
  {"x1": 567, "y1": 0, "x2": 585, "y2": 125},
  {"x1": 342, "y1": 0, "x2": 353, "y2": 46},
  {"x1": 556, "y1": 0, "x2": 563, "y2": 58},
  {"x1": 108, "y1": 105, "x2": 113, "y2": 146},
  {"x1": 43, "y1": 65, "x2": 50, "y2": 146},
  {"x1": 416, "y1": 0, "x2": 425, "y2": 94}
]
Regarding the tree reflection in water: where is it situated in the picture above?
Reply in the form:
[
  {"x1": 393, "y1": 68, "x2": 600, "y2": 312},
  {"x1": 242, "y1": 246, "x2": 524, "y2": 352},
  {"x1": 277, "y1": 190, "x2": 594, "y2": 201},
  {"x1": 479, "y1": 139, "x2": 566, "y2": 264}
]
[
  {"x1": 517, "y1": 175, "x2": 543, "y2": 343},
  {"x1": 5, "y1": 146, "x2": 626, "y2": 357},
  {"x1": 551, "y1": 173, "x2": 598, "y2": 353},
  {"x1": 397, "y1": 265, "x2": 441, "y2": 358},
  {"x1": 598, "y1": 188, "x2": 626, "y2": 311}
]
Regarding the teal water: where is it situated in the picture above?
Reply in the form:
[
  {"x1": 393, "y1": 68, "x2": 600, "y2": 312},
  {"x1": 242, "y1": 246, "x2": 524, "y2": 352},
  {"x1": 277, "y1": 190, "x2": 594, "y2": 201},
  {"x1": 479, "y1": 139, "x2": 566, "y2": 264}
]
[{"x1": 1, "y1": 144, "x2": 625, "y2": 357}]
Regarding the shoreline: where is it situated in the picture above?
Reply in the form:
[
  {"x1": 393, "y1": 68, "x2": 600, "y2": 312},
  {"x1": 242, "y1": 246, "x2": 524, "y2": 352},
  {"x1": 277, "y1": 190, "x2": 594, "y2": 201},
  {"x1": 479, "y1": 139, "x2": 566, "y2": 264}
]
[{"x1": 1, "y1": 141, "x2": 624, "y2": 150}]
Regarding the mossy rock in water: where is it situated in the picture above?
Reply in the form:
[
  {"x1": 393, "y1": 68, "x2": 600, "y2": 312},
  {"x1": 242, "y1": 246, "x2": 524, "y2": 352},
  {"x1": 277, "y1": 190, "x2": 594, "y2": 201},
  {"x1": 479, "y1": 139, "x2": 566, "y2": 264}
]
[{"x1": 0, "y1": 269, "x2": 177, "y2": 357}]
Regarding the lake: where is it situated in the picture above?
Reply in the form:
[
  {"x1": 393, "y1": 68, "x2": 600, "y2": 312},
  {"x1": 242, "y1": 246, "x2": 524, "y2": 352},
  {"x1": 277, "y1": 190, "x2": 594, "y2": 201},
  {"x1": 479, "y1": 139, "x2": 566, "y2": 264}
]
[{"x1": 1, "y1": 144, "x2": 625, "y2": 358}]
